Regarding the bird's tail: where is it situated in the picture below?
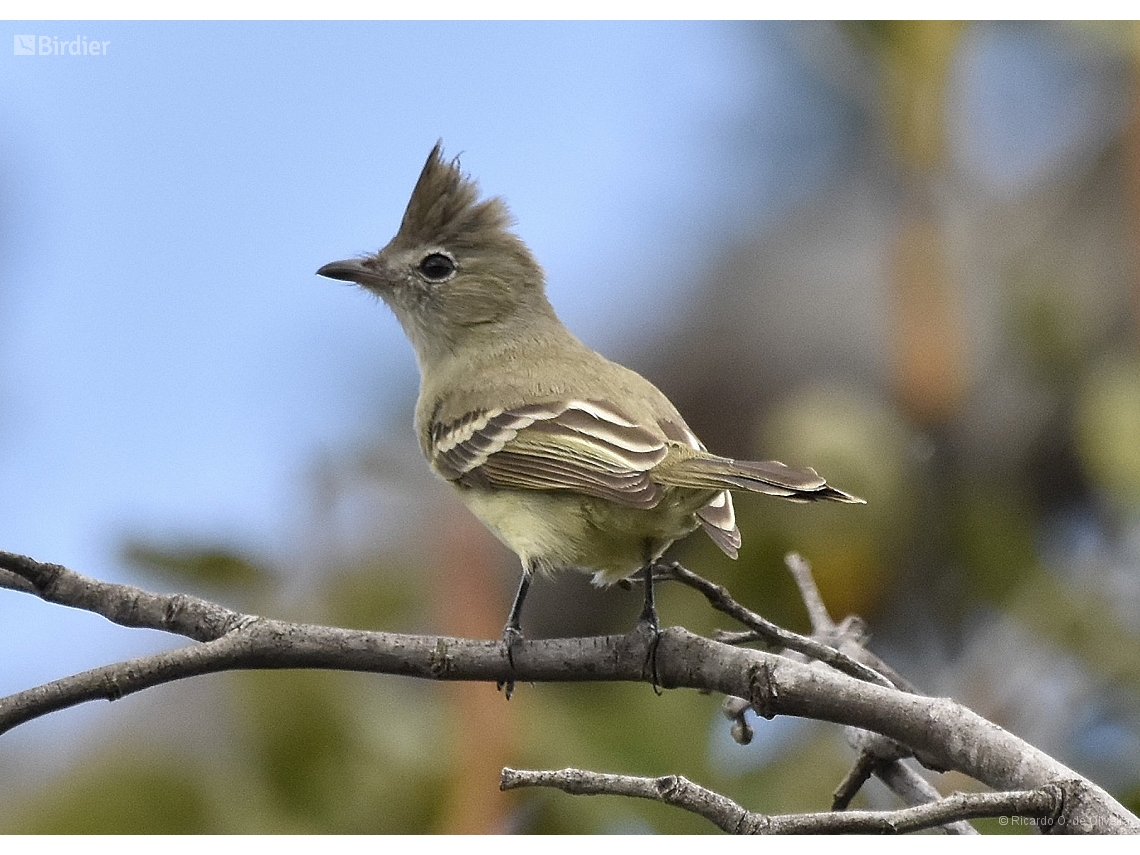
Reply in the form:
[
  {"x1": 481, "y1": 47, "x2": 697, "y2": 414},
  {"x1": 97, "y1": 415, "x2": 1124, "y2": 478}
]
[{"x1": 658, "y1": 454, "x2": 864, "y2": 504}]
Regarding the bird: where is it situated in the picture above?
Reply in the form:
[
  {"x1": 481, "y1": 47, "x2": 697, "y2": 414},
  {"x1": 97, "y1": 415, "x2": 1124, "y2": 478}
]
[{"x1": 318, "y1": 143, "x2": 862, "y2": 658}]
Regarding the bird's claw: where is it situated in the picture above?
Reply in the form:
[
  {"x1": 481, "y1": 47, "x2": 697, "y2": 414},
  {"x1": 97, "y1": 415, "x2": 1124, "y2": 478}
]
[{"x1": 498, "y1": 624, "x2": 524, "y2": 699}]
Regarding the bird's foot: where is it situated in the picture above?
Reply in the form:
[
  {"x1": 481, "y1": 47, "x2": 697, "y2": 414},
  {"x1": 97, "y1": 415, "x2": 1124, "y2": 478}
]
[
  {"x1": 498, "y1": 623, "x2": 524, "y2": 700},
  {"x1": 632, "y1": 595, "x2": 662, "y2": 695},
  {"x1": 636, "y1": 600, "x2": 660, "y2": 634}
]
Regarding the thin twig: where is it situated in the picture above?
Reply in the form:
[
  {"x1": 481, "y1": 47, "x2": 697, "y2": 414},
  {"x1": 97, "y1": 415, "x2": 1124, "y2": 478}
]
[
  {"x1": 785, "y1": 555, "x2": 929, "y2": 821},
  {"x1": 785, "y1": 552, "x2": 835, "y2": 633},
  {"x1": 831, "y1": 738, "x2": 978, "y2": 834},
  {"x1": 783, "y1": 554, "x2": 919, "y2": 693},
  {"x1": 501, "y1": 766, "x2": 1065, "y2": 834},
  {"x1": 501, "y1": 767, "x2": 761, "y2": 833},
  {"x1": 832, "y1": 751, "x2": 879, "y2": 811},
  {"x1": 658, "y1": 561, "x2": 894, "y2": 688},
  {"x1": 784, "y1": 555, "x2": 933, "y2": 831},
  {"x1": 875, "y1": 760, "x2": 979, "y2": 835}
]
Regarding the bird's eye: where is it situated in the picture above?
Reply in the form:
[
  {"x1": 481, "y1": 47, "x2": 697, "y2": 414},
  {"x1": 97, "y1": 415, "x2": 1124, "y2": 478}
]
[{"x1": 418, "y1": 252, "x2": 456, "y2": 281}]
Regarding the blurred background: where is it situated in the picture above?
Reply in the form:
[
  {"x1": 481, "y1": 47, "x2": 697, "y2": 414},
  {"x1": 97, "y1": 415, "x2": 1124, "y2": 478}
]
[{"x1": 2, "y1": 20, "x2": 1140, "y2": 833}]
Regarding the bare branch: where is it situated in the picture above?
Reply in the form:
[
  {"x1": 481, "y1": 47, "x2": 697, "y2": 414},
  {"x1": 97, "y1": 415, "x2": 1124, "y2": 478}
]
[
  {"x1": 0, "y1": 619, "x2": 654, "y2": 737},
  {"x1": 0, "y1": 566, "x2": 37, "y2": 595},
  {"x1": 501, "y1": 766, "x2": 1065, "y2": 834},
  {"x1": 785, "y1": 552, "x2": 931, "y2": 824},
  {"x1": 501, "y1": 767, "x2": 760, "y2": 833},
  {"x1": 2, "y1": 550, "x2": 1137, "y2": 833},
  {"x1": 659, "y1": 561, "x2": 894, "y2": 688},
  {"x1": 832, "y1": 731, "x2": 977, "y2": 834},
  {"x1": 836, "y1": 728, "x2": 910, "y2": 805},
  {"x1": 783, "y1": 554, "x2": 919, "y2": 693},
  {"x1": 874, "y1": 760, "x2": 979, "y2": 835},
  {"x1": 832, "y1": 751, "x2": 879, "y2": 811},
  {"x1": 0, "y1": 550, "x2": 244, "y2": 641},
  {"x1": 785, "y1": 552, "x2": 834, "y2": 633},
  {"x1": 1, "y1": 630, "x2": 252, "y2": 734}
]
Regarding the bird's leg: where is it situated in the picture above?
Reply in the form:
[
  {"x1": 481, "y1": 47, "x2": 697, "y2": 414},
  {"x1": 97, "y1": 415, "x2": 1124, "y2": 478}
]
[
  {"x1": 635, "y1": 559, "x2": 663, "y2": 694},
  {"x1": 637, "y1": 562, "x2": 659, "y2": 631},
  {"x1": 498, "y1": 569, "x2": 532, "y2": 699},
  {"x1": 503, "y1": 570, "x2": 531, "y2": 656}
]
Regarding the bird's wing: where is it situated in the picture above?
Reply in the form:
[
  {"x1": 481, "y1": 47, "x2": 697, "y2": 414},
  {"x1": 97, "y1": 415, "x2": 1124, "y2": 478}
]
[
  {"x1": 428, "y1": 399, "x2": 670, "y2": 508},
  {"x1": 429, "y1": 399, "x2": 757, "y2": 559}
]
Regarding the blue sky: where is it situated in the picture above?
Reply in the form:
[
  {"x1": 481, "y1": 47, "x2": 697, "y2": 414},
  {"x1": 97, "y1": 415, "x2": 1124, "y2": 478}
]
[{"x1": 2, "y1": 22, "x2": 848, "y2": 713}]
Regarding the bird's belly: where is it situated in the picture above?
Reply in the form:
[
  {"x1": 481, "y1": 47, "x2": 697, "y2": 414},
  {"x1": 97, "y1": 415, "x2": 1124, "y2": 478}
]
[{"x1": 456, "y1": 486, "x2": 702, "y2": 586}]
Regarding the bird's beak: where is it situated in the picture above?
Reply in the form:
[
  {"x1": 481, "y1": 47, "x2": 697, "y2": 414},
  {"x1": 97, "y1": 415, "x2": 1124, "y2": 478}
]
[{"x1": 316, "y1": 258, "x2": 371, "y2": 284}]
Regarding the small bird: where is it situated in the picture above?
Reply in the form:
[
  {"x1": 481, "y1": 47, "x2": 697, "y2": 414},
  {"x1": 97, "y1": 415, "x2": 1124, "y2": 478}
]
[{"x1": 319, "y1": 143, "x2": 862, "y2": 655}]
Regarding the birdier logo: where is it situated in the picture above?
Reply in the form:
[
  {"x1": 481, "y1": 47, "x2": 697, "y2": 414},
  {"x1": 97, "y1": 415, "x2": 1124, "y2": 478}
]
[{"x1": 13, "y1": 34, "x2": 110, "y2": 56}]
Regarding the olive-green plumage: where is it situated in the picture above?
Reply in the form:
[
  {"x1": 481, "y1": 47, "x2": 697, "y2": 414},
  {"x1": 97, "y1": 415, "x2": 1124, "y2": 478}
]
[{"x1": 319, "y1": 143, "x2": 861, "y2": 636}]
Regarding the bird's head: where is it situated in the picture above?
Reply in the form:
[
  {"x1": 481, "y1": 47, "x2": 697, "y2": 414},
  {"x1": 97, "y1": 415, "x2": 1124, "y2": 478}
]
[{"x1": 318, "y1": 143, "x2": 553, "y2": 366}]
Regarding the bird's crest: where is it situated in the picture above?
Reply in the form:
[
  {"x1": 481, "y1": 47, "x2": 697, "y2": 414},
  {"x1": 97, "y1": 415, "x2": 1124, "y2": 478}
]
[{"x1": 396, "y1": 142, "x2": 516, "y2": 253}]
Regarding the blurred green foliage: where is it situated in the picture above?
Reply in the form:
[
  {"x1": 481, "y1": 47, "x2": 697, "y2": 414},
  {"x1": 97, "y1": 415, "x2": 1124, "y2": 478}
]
[
  {"x1": 122, "y1": 540, "x2": 272, "y2": 592},
  {"x1": 1077, "y1": 351, "x2": 1140, "y2": 514},
  {"x1": 8, "y1": 756, "x2": 213, "y2": 834}
]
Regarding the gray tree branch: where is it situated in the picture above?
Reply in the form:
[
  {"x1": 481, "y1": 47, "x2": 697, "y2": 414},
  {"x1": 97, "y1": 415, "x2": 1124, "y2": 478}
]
[
  {"x1": 500, "y1": 766, "x2": 1065, "y2": 833},
  {"x1": 1, "y1": 549, "x2": 1137, "y2": 833}
]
